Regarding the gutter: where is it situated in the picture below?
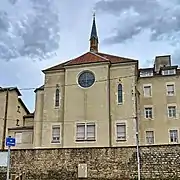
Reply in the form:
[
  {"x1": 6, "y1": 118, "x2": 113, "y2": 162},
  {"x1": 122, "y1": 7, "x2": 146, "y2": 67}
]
[{"x1": 108, "y1": 63, "x2": 112, "y2": 147}]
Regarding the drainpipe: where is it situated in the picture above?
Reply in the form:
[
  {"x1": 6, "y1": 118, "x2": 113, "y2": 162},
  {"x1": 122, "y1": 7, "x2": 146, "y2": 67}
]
[
  {"x1": 135, "y1": 69, "x2": 141, "y2": 180},
  {"x1": 108, "y1": 63, "x2": 112, "y2": 147},
  {"x1": 2, "y1": 89, "x2": 9, "y2": 150}
]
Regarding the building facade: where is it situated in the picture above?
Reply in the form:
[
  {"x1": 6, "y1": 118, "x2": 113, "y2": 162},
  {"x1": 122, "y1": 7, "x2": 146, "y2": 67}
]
[
  {"x1": 138, "y1": 56, "x2": 180, "y2": 145},
  {"x1": 0, "y1": 87, "x2": 33, "y2": 150},
  {"x1": 1, "y1": 16, "x2": 180, "y2": 149}
]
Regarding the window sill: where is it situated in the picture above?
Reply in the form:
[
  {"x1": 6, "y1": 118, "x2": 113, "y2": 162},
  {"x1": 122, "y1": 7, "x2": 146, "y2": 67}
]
[
  {"x1": 167, "y1": 94, "x2": 175, "y2": 96},
  {"x1": 76, "y1": 139, "x2": 96, "y2": 142},
  {"x1": 168, "y1": 117, "x2": 177, "y2": 119},
  {"x1": 54, "y1": 106, "x2": 60, "y2": 109},
  {"x1": 144, "y1": 118, "x2": 153, "y2": 120},
  {"x1": 116, "y1": 139, "x2": 126, "y2": 142},
  {"x1": 143, "y1": 96, "x2": 152, "y2": 98},
  {"x1": 117, "y1": 103, "x2": 123, "y2": 105},
  {"x1": 51, "y1": 141, "x2": 60, "y2": 144}
]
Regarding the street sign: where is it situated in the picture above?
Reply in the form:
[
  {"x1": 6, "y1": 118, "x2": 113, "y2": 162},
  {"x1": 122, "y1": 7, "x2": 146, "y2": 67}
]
[{"x1": 6, "y1": 137, "x2": 16, "y2": 147}]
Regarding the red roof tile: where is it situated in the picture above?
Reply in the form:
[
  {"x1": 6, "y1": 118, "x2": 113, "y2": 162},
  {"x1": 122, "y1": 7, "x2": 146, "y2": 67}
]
[
  {"x1": 97, "y1": 52, "x2": 138, "y2": 64},
  {"x1": 65, "y1": 52, "x2": 108, "y2": 66},
  {"x1": 43, "y1": 51, "x2": 137, "y2": 72}
]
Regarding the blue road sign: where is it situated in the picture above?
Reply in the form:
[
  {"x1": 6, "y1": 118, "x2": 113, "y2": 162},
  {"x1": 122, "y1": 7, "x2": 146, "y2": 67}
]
[{"x1": 6, "y1": 137, "x2": 16, "y2": 147}]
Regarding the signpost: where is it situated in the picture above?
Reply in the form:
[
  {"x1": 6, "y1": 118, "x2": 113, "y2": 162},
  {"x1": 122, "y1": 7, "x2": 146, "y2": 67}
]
[{"x1": 5, "y1": 136, "x2": 16, "y2": 180}]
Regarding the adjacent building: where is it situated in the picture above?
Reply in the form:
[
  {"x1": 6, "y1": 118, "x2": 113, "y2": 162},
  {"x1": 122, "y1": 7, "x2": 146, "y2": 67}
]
[
  {"x1": 1, "y1": 15, "x2": 180, "y2": 149},
  {"x1": 0, "y1": 87, "x2": 33, "y2": 149},
  {"x1": 138, "y1": 56, "x2": 180, "y2": 145}
]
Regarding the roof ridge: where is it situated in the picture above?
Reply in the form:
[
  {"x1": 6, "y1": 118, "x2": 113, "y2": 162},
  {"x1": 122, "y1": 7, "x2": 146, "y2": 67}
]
[
  {"x1": 89, "y1": 51, "x2": 109, "y2": 61},
  {"x1": 98, "y1": 52, "x2": 137, "y2": 60}
]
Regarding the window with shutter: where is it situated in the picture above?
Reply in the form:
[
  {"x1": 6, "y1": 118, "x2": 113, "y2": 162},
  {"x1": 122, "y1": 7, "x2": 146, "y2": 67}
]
[
  {"x1": 146, "y1": 131, "x2": 154, "y2": 144},
  {"x1": 76, "y1": 124, "x2": 85, "y2": 140},
  {"x1": 116, "y1": 123, "x2": 126, "y2": 141},
  {"x1": 87, "y1": 123, "x2": 95, "y2": 140},
  {"x1": 52, "y1": 126, "x2": 60, "y2": 143},
  {"x1": 166, "y1": 84, "x2": 175, "y2": 96},
  {"x1": 76, "y1": 123, "x2": 96, "y2": 141}
]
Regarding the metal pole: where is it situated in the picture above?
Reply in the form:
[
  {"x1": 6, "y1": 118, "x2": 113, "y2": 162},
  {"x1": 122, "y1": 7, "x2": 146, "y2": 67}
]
[
  {"x1": 134, "y1": 84, "x2": 140, "y2": 180},
  {"x1": 136, "y1": 117, "x2": 140, "y2": 180},
  {"x1": 6, "y1": 146, "x2": 10, "y2": 180}
]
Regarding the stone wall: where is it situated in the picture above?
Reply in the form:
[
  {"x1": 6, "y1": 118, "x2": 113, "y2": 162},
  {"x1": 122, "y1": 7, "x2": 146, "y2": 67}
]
[{"x1": 1, "y1": 145, "x2": 180, "y2": 180}]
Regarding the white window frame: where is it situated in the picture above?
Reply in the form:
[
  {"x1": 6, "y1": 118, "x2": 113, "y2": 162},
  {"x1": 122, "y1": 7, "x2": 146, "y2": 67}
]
[
  {"x1": 143, "y1": 84, "x2": 152, "y2": 97},
  {"x1": 169, "y1": 129, "x2": 178, "y2": 143},
  {"x1": 166, "y1": 82, "x2": 175, "y2": 96},
  {"x1": 144, "y1": 106, "x2": 153, "y2": 119},
  {"x1": 162, "y1": 69, "x2": 176, "y2": 75},
  {"x1": 145, "y1": 130, "x2": 155, "y2": 144},
  {"x1": 116, "y1": 122, "x2": 126, "y2": 141},
  {"x1": 167, "y1": 104, "x2": 177, "y2": 118},
  {"x1": 76, "y1": 122, "x2": 96, "y2": 142},
  {"x1": 51, "y1": 123, "x2": 61, "y2": 144},
  {"x1": 140, "y1": 71, "x2": 153, "y2": 77}
]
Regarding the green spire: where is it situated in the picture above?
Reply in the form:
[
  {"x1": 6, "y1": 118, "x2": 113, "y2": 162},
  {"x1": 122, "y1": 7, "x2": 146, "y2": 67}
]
[{"x1": 90, "y1": 13, "x2": 98, "y2": 41}]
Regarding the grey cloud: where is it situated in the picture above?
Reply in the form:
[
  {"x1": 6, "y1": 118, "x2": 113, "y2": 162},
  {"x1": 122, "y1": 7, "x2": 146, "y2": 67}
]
[
  {"x1": 0, "y1": 0, "x2": 60, "y2": 61},
  {"x1": 95, "y1": 0, "x2": 180, "y2": 44}
]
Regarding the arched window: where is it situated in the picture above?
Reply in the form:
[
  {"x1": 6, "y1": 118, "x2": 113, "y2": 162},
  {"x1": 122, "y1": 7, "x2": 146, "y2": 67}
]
[
  {"x1": 118, "y1": 84, "x2": 123, "y2": 104},
  {"x1": 55, "y1": 87, "x2": 60, "y2": 107}
]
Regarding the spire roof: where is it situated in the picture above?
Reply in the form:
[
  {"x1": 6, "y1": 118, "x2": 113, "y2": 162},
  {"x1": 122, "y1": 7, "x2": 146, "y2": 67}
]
[{"x1": 90, "y1": 13, "x2": 98, "y2": 41}]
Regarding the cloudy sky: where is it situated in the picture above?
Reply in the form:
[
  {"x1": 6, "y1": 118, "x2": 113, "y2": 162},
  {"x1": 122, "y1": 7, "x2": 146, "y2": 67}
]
[{"x1": 0, "y1": 0, "x2": 180, "y2": 112}]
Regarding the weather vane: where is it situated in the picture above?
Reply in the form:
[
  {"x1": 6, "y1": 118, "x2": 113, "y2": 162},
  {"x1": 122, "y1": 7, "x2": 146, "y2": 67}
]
[{"x1": 92, "y1": 8, "x2": 96, "y2": 18}]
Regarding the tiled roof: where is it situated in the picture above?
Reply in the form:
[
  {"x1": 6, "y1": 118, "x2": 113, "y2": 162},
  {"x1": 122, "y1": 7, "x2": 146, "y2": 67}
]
[
  {"x1": 43, "y1": 51, "x2": 138, "y2": 72},
  {"x1": 97, "y1": 52, "x2": 138, "y2": 64},
  {"x1": 65, "y1": 52, "x2": 108, "y2": 66}
]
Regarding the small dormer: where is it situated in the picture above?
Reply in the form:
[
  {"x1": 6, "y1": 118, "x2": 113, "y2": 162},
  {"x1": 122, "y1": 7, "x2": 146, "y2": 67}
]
[
  {"x1": 160, "y1": 66, "x2": 178, "y2": 76},
  {"x1": 139, "y1": 68, "x2": 154, "y2": 77}
]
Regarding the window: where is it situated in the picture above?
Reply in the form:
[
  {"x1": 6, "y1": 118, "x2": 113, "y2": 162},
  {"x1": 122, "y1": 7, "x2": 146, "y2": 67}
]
[
  {"x1": 78, "y1": 71, "x2": 95, "y2": 88},
  {"x1": 118, "y1": 84, "x2": 123, "y2": 104},
  {"x1": 76, "y1": 123, "x2": 95, "y2": 141},
  {"x1": 144, "y1": 107, "x2": 153, "y2": 119},
  {"x1": 169, "y1": 130, "x2": 178, "y2": 143},
  {"x1": 146, "y1": 131, "x2": 154, "y2": 144},
  {"x1": 166, "y1": 84, "x2": 175, "y2": 96},
  {"x1": 116, "y1": 123, "x2": 126, "y2": 141},
  {"x1": 168, "y1": 106, "x2": 176, "y2": 118},
  {"x1": 76, "y1": 123, "x2": 85, "y2": 140},
  {"x1": 55, "y1": 86, "x2": 60, "y2": 107},
  {"x1": 87, "y1": 124, "x2": 95, "y2": 140},
  {"x1": 16, "y1": 119, "x2": 20, "y2": 126},
  {"x1": 162, "y1": 69, "x2": 176, "y2": 75},
  {"x1": 15, "y1": 132, "x2": 22, "y2": 144},
  {"x1": 52, "y1": 126, "x2": 60, "y2": 143},
  {"x1": 17, "y1": 106, "x2": 20, "y2": 113},
  {"x1": 143, "y1": 85, "x2": 152, "y2": 97},
  {"x1": 140, "y1": 71, "x2": 153, "y2": 77}
]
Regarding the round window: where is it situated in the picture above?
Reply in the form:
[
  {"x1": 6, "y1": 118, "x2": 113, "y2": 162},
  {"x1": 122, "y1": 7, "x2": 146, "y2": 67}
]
[{"x1": 78, "y1": 71, "x2": 95, "y2": 88}]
